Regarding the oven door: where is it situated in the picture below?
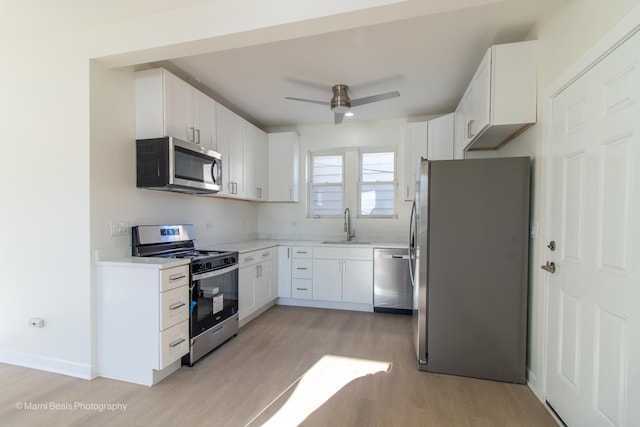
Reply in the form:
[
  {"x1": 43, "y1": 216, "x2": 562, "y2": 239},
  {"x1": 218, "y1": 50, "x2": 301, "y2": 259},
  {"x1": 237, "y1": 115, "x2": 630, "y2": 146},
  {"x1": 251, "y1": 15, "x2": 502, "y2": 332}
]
[{"x1": 190, "y1": 264, "x2": 238, "y2": 337}]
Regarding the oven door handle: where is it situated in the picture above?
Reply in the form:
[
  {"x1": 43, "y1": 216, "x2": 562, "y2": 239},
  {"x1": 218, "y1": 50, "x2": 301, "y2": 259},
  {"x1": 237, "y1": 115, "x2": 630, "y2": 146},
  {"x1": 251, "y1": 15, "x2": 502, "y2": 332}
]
[{"x1": 192, "y1": 264, "x2": 239, "y2": 281}]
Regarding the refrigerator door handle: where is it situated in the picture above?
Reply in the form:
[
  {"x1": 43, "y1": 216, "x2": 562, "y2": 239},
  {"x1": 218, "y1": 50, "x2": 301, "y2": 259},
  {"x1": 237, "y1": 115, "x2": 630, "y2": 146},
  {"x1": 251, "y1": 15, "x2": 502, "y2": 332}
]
[{"x1": 408, "y1": 200, "x2": 417, "y2": 287}]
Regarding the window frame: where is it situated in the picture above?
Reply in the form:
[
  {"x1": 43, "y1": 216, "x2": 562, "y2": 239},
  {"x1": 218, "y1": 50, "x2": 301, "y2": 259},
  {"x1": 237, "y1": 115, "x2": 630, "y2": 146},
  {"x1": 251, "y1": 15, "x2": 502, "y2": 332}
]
[
  {"x1": 358, "y1": 148, "x2": 398, "y2": 218},
  {"x1": 308, "y1": 150, "x2": 345, "y2": 218}
]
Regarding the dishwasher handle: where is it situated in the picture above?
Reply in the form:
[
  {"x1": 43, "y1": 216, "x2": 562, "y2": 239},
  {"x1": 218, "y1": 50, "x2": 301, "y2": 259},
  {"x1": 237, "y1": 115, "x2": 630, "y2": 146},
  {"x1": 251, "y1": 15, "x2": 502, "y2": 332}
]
[{"x1": 379, "y1": 254, "x2": 409, "y2": 260}]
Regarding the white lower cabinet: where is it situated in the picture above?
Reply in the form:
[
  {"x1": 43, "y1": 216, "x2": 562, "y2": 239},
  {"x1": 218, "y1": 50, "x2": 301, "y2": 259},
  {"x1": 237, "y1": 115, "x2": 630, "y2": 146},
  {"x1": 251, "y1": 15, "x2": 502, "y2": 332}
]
[
  {"x1": 312, "y1": 258, "x2": 343, "y2": 301},
  {"x1": 97, "y1": 260, "x2": 190, "y2": 386},
  {"x1": 239, "y1": 247, "x2": 276, "y2": 324},
  {"x1": 312, "y1": 247, "x2": 373, "y2": 304},
  {"x1": 291, "y1": 246, "x2": 313, "y2": 299},
  {"x1": 342, "y1": 259, "x2": 374, "y2": 304},
  {"x1": 277, "y1": 246, "x2": 292, "y2": 298}
]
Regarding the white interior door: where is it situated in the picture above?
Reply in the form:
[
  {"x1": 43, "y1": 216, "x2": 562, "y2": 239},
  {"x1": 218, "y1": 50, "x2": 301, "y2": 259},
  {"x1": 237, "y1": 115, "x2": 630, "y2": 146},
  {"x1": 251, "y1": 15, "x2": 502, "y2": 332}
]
[{"x1": 545, "y1": 29, "x2": 640, "y2": 426}]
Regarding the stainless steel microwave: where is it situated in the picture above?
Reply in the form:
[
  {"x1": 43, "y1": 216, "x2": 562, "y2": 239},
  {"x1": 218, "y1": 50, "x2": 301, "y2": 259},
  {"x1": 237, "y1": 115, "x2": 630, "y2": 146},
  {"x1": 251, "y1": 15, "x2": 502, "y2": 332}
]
[{"x1": 136, "y1": 137, "x2": 222, "y2": 194}]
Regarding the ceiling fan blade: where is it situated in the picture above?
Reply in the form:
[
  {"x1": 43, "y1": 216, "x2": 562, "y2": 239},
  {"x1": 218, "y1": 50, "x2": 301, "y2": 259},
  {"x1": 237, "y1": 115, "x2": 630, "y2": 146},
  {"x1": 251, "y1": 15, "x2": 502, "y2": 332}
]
[
  {"x1": 350, "y1": 91, "x2": 400, "y2": 107},
  {"x1": 334, "y1": 112, "x2": 345, "y2": 125},
  {"x1": 285, "y1": 96, "x2": 330, "y2": 106}
]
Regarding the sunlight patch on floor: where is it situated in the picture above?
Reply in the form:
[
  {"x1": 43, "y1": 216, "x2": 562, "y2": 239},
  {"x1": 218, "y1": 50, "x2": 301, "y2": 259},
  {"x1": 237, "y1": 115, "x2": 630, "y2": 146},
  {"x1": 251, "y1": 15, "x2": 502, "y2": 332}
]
[{"x1": 247, "y1": 354, "x2": 392, "y2": 427}]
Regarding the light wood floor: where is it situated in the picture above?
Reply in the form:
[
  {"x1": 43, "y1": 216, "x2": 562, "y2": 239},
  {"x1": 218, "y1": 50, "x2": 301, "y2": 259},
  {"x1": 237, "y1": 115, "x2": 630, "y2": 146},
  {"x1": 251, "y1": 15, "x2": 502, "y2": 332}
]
[{"x1": 1, "y1": 306, "x2": 557, "y2": 426}]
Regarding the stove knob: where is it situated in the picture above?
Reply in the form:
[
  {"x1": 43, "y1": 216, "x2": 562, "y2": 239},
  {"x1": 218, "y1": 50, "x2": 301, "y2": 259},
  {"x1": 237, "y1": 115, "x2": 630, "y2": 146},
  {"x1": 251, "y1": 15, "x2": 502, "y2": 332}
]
[
  {"x1": 206, "y1": 262, "x2": 212, "y2": 270},
  {"x1": 193, "y1": 264, "x2": 200, "y2": 274}
]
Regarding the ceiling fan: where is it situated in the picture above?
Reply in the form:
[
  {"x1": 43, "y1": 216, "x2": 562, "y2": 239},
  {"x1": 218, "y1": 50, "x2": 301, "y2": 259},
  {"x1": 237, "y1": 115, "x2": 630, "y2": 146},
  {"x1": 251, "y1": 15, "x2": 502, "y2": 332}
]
[{"x1": 285, "y1": 84, "x2": 400, "y2": 124}]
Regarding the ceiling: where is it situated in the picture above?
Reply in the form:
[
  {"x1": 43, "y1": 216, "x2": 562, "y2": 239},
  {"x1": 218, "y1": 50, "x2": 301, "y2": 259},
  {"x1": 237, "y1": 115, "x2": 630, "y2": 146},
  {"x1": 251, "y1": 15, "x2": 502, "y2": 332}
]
[{"x1": 150, "y1": 0, "x2": 550, "y2": 130}]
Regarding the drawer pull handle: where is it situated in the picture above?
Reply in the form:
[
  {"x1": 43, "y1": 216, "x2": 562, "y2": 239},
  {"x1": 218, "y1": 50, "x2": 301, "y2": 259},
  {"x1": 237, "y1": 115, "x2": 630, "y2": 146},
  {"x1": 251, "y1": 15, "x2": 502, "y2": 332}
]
[
  {"x1": 262, "y1": 252, "x2": 270, "y2": 257},
  {"x1": 169, "y1": 274, "x2": 186, "y2": 281},
  {"x1": 296, "y1": 267, "x2": 308, "y2": 270},
  {"x1": 296, "y1": 287, "x2": 308, "y2": 291},
  {"x1": 296, "y1": 251, "x2": 308, "y2": 254},
  {"x1": 169, "y1": 302, "x2": 186, "y2": 310},
  {"x1": 169, "y1": 338, "x2": 186, "y2": 348},
  {"x1": 244, "y1": 256, "x2": 255, "y2": 262}
]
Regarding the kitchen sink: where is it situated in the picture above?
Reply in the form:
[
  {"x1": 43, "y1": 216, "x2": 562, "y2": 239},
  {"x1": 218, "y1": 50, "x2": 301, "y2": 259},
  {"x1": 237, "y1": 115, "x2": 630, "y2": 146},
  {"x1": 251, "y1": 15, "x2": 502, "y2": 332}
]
[{"x1": 321, "y1": 240, "x2": 370, "y2": 245}]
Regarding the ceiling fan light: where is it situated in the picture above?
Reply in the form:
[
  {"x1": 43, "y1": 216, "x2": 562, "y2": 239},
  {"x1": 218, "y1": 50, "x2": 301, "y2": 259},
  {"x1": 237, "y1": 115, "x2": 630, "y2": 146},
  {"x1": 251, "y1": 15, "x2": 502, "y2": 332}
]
[
  {"x1": 345, "y1": 111, "x2": 354, "y2": 117},
  {"x1": 332, "y1": 105, "x2": 350, "y2": 113}
]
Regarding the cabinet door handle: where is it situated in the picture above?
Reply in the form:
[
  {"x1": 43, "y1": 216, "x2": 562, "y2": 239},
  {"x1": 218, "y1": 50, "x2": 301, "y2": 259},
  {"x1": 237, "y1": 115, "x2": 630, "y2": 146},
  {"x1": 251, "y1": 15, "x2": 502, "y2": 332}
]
[
  {"x1": 296, "y1": 287, "x2": 308, "y2": 291},
  {"x1": 343, "y1": 261, "x2": 346, "y2": 272},
  {"x1": 338, "y1": 260, "x2": 341, "y2": 272},
  {"x1": 289, "y1": 189, "x2": 292, "y2": 200},
  {"x1": 189, "y1": 127, "x2": 195, "y2": 142},
  {"x1": 287, "y1": 247, "x2": 291, "y2": 258},
  {"x1": 467, "y1": 119, "x2": 475, "y2": 139},
  {"x1": 169, "y1": 302, "x2": 186, "y2": 310},
  {"x1": 169, "y1": 338, "x2": 185, "y2": 348},
  {"x1": 169, "y1": 274, "x2": 186, "y2": 282},
  {"x1": 406, "y1": 185, "x2": 409, "y2": 198},
  {"x1": 234, "y1": 182, "x2": 238, "y2": 194},
  {"x1": 195, "y1": 128, "x2": 200, "y2": 144}
]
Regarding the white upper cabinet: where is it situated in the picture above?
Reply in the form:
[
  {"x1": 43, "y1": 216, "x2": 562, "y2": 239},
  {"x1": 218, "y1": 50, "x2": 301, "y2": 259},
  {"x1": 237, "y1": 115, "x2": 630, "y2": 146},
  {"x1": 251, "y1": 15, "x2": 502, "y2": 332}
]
[
  {"x1": 427, "y1": 113, "x2": 454, "y2": 161},
  {"x1": 216, "y1": 104, "x2": 246, "y2": 198},
  {"x1": 402, "y1": 115, "x2": 454, "y2": 201},
  {"x1": 192, "y1": 88, "x2": 217, "y2": 148},
  {"x1": 245, "y1": 122, "x2": 268, "y2": 201},
  {"x1": 135, "y1": 68, "x2": 217, "y2": 150},
  {"x1": 402, "y1": 121, "x2": 428, "y2": 201},
  {"x1": 458, "y1": 40, "x2": 537, "y2": 151},
  {"x1": 267, "y1": 132, "x2": 300, "y2": 202},
  {"x1": 453, "y1": 101, "x2": 467, "y2": 160}
]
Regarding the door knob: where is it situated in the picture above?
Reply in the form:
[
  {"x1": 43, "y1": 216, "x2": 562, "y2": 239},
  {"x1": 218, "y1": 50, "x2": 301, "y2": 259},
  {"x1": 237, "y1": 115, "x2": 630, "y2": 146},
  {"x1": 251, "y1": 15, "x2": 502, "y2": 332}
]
[{"x1": 541, "y1": 261, "x2": 556, "y2": 273}]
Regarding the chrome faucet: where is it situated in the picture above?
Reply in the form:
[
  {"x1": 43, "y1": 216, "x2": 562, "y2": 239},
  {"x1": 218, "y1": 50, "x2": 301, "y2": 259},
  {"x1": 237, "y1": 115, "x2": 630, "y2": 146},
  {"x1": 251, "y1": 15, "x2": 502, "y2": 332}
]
[{"x1": 344, "y1": 208, "x2": 355, "y2": 241}]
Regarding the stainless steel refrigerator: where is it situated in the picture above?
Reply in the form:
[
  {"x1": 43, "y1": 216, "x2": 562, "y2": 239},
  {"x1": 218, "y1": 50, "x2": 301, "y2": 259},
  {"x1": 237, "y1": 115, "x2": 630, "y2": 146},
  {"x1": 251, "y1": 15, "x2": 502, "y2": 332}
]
[{"x1": 409, "y1": 157, "x2": 530, "y2": 384}]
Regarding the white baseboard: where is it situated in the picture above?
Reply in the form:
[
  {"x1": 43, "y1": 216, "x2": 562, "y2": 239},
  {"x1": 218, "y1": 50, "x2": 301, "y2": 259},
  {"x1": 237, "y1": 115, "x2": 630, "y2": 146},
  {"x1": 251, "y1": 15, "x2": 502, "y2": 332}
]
[
  {"x1": 277, "y1": 298, "x2": 373, "y2": 312},
  {"x1": 527, "y1": 368, "x2": 543, "y2": 401},
  {"x1": 0, "y1": 349, "x2": 97, "y2": 380}
]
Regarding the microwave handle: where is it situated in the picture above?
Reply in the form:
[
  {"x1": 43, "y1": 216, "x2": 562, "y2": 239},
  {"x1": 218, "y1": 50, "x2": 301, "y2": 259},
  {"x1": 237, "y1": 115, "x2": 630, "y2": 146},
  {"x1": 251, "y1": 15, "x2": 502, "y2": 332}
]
[{"x1": 211, "y1": 162, "x2": 219, "y2": 185}]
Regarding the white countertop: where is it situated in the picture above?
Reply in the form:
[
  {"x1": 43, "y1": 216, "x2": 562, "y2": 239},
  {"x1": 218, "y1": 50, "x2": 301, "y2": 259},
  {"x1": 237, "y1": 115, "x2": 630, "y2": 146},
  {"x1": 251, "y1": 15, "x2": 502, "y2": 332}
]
[
  {"x1": 97, "y1": 257, "x2": 190, "y2": 269},
  {"x1": 198, "y1": 239, "x2": 408, "y2": 254}
]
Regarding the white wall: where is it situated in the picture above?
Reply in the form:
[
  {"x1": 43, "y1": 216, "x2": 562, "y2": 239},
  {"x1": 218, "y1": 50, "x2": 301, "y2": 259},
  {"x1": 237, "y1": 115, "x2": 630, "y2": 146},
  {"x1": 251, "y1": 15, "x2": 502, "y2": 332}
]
[
  {"x1": 0, "y1": 0, "x2": 429, "y2": 378},
  {"x1": 258, "y1": 119, "x2": 412, "y2": 243}
]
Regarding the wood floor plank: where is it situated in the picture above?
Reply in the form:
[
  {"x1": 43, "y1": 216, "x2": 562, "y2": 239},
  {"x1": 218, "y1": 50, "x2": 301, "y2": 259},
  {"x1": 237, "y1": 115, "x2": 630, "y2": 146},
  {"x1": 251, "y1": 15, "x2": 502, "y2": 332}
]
[{"x1": 1, "y1": 306, "x2": 556, "y2": 426}]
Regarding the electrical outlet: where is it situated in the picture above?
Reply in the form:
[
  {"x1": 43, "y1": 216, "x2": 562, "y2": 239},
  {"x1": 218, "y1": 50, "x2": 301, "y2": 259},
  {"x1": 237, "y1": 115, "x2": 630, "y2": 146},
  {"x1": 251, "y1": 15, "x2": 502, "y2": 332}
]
[
  {"x1": 109, "y1": 220, "x2": 130, "y2": 237},
  {"x1": 29, "y1": 318, "x2": 44, "y2": 328}
]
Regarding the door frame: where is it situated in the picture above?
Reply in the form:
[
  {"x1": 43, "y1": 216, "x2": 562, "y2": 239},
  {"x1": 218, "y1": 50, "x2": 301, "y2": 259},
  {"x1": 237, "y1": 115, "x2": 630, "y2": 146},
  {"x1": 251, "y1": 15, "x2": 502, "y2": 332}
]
[{"x1": 538, "y1": 2, "x2": 640, "y2": 410}]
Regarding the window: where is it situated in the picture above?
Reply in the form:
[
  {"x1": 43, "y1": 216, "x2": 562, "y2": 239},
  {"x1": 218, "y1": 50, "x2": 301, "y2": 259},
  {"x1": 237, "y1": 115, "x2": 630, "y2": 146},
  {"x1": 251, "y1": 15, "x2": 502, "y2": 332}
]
[
  {"x1": 310, "y1": 152, "x2": 344, "y2": 217},
  {"x1": 359, "y1": 151, "x2": 396, "y2": 216}
]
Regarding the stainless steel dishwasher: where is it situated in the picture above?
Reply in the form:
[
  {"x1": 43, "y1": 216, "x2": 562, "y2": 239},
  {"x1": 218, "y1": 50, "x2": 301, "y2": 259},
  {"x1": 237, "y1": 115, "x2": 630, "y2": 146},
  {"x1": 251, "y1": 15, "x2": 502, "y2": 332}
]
[{"x1": 373, "y1": 248, "x2": 412, "y2": 314}]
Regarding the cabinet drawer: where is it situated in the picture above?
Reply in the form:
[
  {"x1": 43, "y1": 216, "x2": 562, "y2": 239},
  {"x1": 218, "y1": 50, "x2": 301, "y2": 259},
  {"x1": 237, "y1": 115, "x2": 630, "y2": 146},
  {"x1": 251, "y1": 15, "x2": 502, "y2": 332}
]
[
  {"x1": 292, "y1": 259, "x2": 312, "y2": 279},
  {"x1": 240, "y1": 248, "x2": 274, "y2": 267},
  {"x1": 258, "y1": 248, "x2": 273, "y2": 262},
  {"x1": 292, "y1": 279, "x2": 313, "y2": 299},
  {"x1": 292, "y1": 247, "x2": 313, "y2": 258},
  {"x1": 313, "y1": 247, "x2": 342, "y2": 259},
  {"x1": 240, "y1": 250, "x2": 260, "y2": 267},
  {"x1": 343, "y1": 247, "x2": 373, "y2": 261},
  {"x1": 160, "y1": 285, "x2": 189, "y2": 331},
  {"x1": 159, "y1": 320, "x2": 189, "y2": 370},
  {"x1": 160, "y1": 265, "x2": 189, "y2": 292}
]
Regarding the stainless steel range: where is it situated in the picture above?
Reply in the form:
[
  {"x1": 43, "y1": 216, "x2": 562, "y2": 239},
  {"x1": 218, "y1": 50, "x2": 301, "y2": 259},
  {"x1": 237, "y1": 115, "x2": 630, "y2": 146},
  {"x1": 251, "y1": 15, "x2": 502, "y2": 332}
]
[{"x1": 132, "y1": 224, "x2": 239, "y2": 366}]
